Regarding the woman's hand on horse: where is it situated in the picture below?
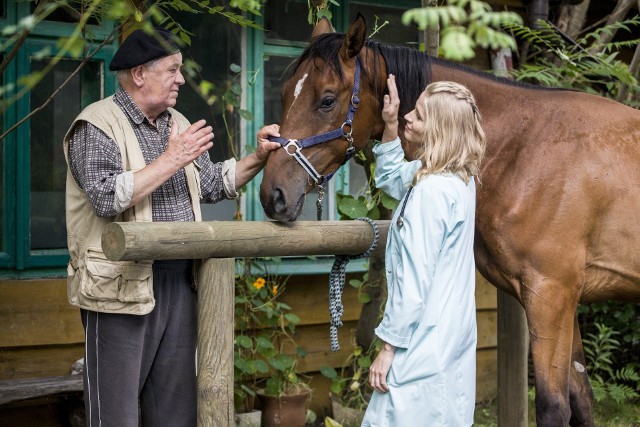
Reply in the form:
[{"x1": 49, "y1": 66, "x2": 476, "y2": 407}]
[
  {"x1": 256, "y1": 124, "x2": 282, "y2": 162},
  {"x1": 381, "y1": 74, "x2": 400, "y2": 143}
]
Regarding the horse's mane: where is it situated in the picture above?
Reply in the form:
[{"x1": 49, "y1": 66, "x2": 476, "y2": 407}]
[{"x1": 295, "y1": 32, "x2": 562, "y2": 116}]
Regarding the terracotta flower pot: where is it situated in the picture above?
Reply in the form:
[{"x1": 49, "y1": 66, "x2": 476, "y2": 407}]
[{"x1": 257, "y1": 389, "x2": 310, "y2": 427}]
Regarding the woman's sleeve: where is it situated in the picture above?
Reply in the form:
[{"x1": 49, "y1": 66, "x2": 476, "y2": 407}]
[
  {"x1": 374, "y1": 181, "x2": 455, "y2": 348},
  {"x1": 372, "y1": 138, "x2": 420, "y2": 201}
]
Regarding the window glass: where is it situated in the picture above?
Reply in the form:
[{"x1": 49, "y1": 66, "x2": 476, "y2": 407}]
[
  {"x1": 0, "y1": 2, "x2": 5, "y2": 19},
  {"x1": 175, "y1": 11, "x2": 243, "y2": 220},
  {"x1": 29, "y1": 58, "x2": 102, "y2": 250},
  {"x1": 263, "y1": 55, "x2": 297, "y2": 126},
  {"x1": 264, "y1": 0, "x2": 312, "y2": 43},
  {"x1": 349, "y1": 3, "x2": 421, "y2": 47}
]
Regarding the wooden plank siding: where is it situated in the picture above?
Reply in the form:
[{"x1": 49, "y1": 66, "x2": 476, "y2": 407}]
[
  {"x1": 0, "y1": 270, "x2": 497, "y2": 417},
  {"x1": 0, "y1": 280, "x2": 84, "y2": 380}
]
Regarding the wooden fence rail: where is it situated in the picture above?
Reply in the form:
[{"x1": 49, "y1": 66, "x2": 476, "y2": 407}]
[
  {"x1": 102, "y1": 220, "x2": 389, "y2": 261},
  {"x1": 101, "y1": 219, "x2": 526, "y2": 426}
]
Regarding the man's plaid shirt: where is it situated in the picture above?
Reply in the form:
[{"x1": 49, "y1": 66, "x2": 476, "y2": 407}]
[{"x1": 69, "y1": 88, "x2": 233, "y2": 221}]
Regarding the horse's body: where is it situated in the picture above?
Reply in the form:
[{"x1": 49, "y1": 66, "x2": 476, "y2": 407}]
[{"x1": 259, "y1": 16, "x2": 640, "y2": 426}]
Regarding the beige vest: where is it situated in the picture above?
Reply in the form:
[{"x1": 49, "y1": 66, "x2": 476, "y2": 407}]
[{"x1": 64, "y1": 96, "x2": 201, "y2": 315}]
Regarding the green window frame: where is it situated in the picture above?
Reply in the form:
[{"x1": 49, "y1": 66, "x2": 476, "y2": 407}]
[{"x1": 0, "y1": 1, "x2": 116, "y2": 277}]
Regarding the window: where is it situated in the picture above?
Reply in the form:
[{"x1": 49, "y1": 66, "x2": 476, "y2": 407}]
[
  {"x1": 29, "y1": 57, "x2": 103, "y2": 251},
  {"x1": 0, "y1": 2, "x2": 116, "y2": 275}
]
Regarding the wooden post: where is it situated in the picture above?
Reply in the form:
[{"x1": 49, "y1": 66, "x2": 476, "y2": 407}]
[
  {"x1": 497, "y1": 289, "x2": 529, "y2": 426},
  {"x1": 196, "y1": 258, "x2": 235, "y2": 427}
]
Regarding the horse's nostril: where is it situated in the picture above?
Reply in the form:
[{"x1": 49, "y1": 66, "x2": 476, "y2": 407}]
[{"x1": 272, "y1": 188, "x2": 287, "y2": 215}]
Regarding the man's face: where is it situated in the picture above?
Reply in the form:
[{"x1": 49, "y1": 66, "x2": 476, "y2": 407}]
[{"x1": 141, "y1": 52, "x2": 185, "y2": 111}]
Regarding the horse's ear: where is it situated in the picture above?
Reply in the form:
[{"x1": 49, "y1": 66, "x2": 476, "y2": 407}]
[
  {"x1": 340, "y1": 12, "x2": 366, "y2": 61},
  {"x1": 311, "y1": 17, "x2": 335, "y2": 39}
]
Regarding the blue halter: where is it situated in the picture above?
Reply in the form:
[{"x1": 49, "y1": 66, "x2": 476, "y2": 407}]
[{"x1": 269, "y1": 58, "x2": 362, "y2": 219}]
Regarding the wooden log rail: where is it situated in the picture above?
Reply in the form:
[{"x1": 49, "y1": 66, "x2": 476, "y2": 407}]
[
  {"x1": 102, "y1": 220, "x2": 389, "y2": 261},
  {"x1": 102, "y1": 220, "x2": 389, "y2": 427}
]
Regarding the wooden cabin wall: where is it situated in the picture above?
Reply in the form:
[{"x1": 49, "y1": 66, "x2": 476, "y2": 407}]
[{"x1": 0, "y1": 279, "x2": 84, "y2": 380}]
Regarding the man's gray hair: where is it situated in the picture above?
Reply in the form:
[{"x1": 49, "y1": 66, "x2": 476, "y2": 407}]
[{"x1": 115, "y1": 58, "x2": 162, "y2": 86}]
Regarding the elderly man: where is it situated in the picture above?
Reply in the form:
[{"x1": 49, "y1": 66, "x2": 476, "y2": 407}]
[{"x1": 63, "y1": 27, "x2": 280, "y2": 427}]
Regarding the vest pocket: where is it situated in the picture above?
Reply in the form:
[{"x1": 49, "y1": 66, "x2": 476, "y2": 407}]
[
  {"x1": 119, "y1": 262, "x2": 153, "y2": 302},
  {"x1": 82, "y1": 248, "x2": 153, "y2": 303}
]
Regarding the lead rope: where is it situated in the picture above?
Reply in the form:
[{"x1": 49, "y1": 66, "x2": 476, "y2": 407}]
[{"x1": 328, "y1": 217, "x2": 379, "y2": 351}]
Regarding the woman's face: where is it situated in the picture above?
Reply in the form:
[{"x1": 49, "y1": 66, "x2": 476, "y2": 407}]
[{"x1": 402, "y1": 91, "x2": 427, "y2": 159}]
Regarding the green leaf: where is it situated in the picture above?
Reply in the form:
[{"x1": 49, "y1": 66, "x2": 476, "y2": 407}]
[
  {"x1": 238, "y1": 109, "x2": 254, "y2": 120},
  {"x1": 320, "y1": 366, "x2": 338, "y2": 379},
  {"x1": 271, "y1": 354, "x2": 294, "y2": 371},
  {"x1": 348, "y1": 279, "x2": 363, "y2": 289},
  {"x1": 256, "y1": 336, "x2": 274, "y2": 350},
  {"x1": 337, "y1": 196, "x2": 368, "y2": 219},
  {"x1": 285, "y1": 313, "x2": 301, "y2": 325},
  {"x1": 235, "y1": 334, "x2": 253, "y2": 349},
  {"x1": 358, "y1": 293, "x2": 371, "y2": 304},
  {"x1": 380, "y1": 191, "x2": 399, "y2": 210},
  {"x1": 254, "y1": 359, "x2": 270, "y2": 373},
  {"x1": 441, "y1": 29, "x2": 476, "y2": 61}
]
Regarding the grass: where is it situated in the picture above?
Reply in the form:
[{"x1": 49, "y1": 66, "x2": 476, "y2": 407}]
[{"x1": 474, "y1": 389, "x2": 640, "y2": 427}]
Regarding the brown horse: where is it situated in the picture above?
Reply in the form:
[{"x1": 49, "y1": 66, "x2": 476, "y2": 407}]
[{"x1": 259, "y1": 15, "x2": 640, "y2": 426}]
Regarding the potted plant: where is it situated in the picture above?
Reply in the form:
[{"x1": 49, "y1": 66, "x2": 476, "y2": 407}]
[
  {"x1": 234, "y1": 259, "x2": 311, "y2": 427},
  {"x1": 321, "y1": 339, "x2": 380, "y2": 427}
]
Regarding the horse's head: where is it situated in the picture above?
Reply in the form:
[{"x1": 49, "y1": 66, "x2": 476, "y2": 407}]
[{"x1": 260, "y1": 14, "x2": 387, "y2": 222}]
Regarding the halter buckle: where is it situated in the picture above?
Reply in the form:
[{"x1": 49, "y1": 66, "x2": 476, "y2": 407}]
[
  {"x1": 351, "y1": 94, "x2": 360, "y2": 108},
  {"x1": 341, "y1": 121, "x2": 353, "y2": 138},
  {"x1": 284, "y1": 139, "x2": 301, "y2": 156}
]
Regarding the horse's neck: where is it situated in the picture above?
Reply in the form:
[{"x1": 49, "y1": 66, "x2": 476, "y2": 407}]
[
  {"x1": 430, "y1": 62, "x2": 523, "y2": 116},
  {"x1": 430, "y1": 62, "x2": 535, "y2": 155}
]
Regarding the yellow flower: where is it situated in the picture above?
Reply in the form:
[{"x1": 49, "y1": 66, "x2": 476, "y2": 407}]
[
  {"x1": 271, "y1": 285, "x2": 278, "y2": 295},
  {"x1": 252, "y1": 277, "x2": 266, "y2": 289}
]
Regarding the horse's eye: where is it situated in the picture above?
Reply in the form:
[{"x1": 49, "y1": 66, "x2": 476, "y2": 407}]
[{"x1": 319, "y1": 97, "x2": 336, "y2": 111}]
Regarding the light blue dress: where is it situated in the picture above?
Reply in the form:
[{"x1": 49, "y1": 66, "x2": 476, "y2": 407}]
[{"x1": 361, "y1": 139, "x2": 477, "y2": 427}]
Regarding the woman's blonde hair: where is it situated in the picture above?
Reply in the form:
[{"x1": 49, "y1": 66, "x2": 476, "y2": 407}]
[{"x1": 412, "y1": 81, "x2": 486, "y2": 185}]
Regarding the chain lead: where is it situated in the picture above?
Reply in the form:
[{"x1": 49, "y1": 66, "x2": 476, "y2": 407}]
[{"x1": 316, "y1": 184, "x2": 324, "y2": 221}]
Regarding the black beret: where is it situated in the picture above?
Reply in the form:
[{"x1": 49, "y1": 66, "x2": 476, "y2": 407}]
[{"x1": 109, "y1": 27, "x2": 180, "y2": 71}]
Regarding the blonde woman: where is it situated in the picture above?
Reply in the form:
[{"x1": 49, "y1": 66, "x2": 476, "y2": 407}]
[{"x1": 362, "y1": 76, "x2": 486, "y2": 427}]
